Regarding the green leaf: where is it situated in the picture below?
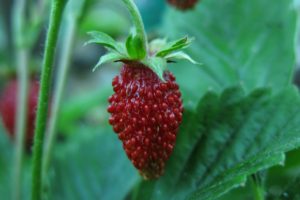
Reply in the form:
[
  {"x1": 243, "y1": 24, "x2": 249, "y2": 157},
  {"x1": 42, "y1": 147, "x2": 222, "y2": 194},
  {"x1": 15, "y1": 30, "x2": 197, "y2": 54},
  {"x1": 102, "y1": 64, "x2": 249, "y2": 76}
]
[
  {"x1": 188, "y1": 153, "x2": 284, "y2": 200},
  {"x1": 134, "y1": 86, "x2": 300, "y2": 200},
  {"x1": 265, "y1": 148, "x2": 300, "y2": 199},
  {"x1": 162, "y1": 0, "x2": 297, "y2": 103},
  {"x1": 156, "y1": 36, "x2": 192, "y2": 57},
  {"x1": 0, "y1": 14, "x2": 7, "y2": 52},
  {"x1": 58, "y1": 86, "x2": 112, "y2": 134},
  {"x1": 48, "y1": 127, "x2": 139, "y2": 200},
  {"x1": 85, "y1": 31, "x2": 125, "y2": 54},
  {"x1": 92, "y1": 52, "x2": 124, "y2": 72},
  {"x1": 0, "y1": 123, "x2": 13, "y2": 199},
  {"x1": 165, "y1": 51, "x2": 199, "y2": 64},
  {"x1": 126, "y1": 34, "x2": 147, "y2": 59},
  {"x1": 275, "y1": 175, "x2": 300, "y2": 199},
  {"x1": 142, "y1": 57, "x2": 167, "y2": 81}
]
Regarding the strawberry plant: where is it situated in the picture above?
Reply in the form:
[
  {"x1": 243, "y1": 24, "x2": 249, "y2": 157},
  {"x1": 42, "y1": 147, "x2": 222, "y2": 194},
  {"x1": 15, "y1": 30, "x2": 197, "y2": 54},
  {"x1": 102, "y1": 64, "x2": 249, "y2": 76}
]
[{"x1": 0, "y1": 0, "x2": 300, "y2": 200}]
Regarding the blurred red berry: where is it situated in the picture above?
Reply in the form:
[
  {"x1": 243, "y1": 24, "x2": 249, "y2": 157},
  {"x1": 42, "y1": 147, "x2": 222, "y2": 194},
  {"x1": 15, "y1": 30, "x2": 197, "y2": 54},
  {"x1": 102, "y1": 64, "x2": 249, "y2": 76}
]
[
  {"x1": 108, "y1": 64, "x2": 183, "y2": 179},
  {"x1": 0, "y1": 79, "x2": 39, "y2": 147},
  {"x1": 167, "y1": 0, "x2": 199, "y2": 10}
]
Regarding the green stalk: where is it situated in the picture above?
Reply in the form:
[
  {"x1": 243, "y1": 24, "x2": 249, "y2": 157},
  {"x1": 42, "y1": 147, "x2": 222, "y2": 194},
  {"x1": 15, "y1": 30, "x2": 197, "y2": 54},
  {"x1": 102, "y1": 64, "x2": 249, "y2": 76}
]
[
  {"x1": 42, "y1": 14, "x2": 76, "y2": 182},
  {"x1": 30, "y1": 0, "x2": 67, "y2": 199},
  {"x1": 12, "y1": 0, "x2": 28, "y2": 199},
  {"x1": 250, "y1": 174, "x2": 265, "y2": 200},
  {"x1": 13, "y1": 50, "x2": 28, "y2": 200},
  {"x1": 122, "y1": 0, "x2": 148, "y2": 53}
]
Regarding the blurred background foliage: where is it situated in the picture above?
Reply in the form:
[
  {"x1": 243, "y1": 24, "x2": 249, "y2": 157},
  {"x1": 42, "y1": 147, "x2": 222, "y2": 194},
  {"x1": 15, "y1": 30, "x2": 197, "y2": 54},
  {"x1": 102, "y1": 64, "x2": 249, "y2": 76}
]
[{"x1": 1, "y1": 0, "x2": 300, "y2": 199}]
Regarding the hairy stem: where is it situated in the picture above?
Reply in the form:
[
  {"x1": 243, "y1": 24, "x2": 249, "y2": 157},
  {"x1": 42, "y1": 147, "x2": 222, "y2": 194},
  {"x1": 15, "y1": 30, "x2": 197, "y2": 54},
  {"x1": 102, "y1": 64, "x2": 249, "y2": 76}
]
[
  {"x1": 30, "y1": 0, "x2": 67, "y2": 199},
  {"x1": 42, "y1": 14, "x2": 76, "y2": 185},
  {"x1": 12, "y1": 0, "x2": 28, "y2": 199},
  {"x1": 122, "y1": 0, "x2": 148, "y2": 54}
]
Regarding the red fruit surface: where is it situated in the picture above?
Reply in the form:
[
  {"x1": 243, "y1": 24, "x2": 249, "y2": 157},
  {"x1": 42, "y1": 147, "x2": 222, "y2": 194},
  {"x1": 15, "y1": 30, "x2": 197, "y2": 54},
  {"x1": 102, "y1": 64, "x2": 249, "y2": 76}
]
[
  {"x1": 0, "y1": 79, "x2": 39, "y2": 147},
  {"x1": 108, "y1": 64, "x2": 183, "y2": 179},
  {"x1": 167, "y1": 0, "x2": 199, "y2": 10}
]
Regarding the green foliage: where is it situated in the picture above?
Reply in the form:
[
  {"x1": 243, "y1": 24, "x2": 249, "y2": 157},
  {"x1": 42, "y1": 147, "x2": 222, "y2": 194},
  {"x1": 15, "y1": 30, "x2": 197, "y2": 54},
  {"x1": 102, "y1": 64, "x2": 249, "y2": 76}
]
[
  {"x1": 163, "y1": 0, "x2": 297, "y2": 104},
  {"x1": 47, "y1": 127, "x2": 139, "y2": 200},
  {"x1": 0, "y1": 0, "x2": 299, "y2": 199},
  {"x1": 0, "y1": 125, "x2": 12, "y2": 200},
  {"x1": 79, "y1": 8, "x2": 130, "y2": 36},
  {"x1": 277, "y1": 176, "x2": 300, "y2": 199},
  {"x1": 49, "y1": 0, "x2": 300, "y2": 199},
  {"x1": 134, "y1": 86, "x2": 300, "y2": 200}
]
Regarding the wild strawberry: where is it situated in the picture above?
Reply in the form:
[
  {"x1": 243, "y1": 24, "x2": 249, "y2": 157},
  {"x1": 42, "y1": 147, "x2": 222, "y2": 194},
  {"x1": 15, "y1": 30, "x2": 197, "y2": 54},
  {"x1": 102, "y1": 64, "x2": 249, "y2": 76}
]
[
  {"x1": 107, "y1": 64, "x2": 183, "y2": 179},
  {"x1": 87, "y1": 0, "x2": 197, "y2": 179},
  {"x1": 167, "y1": 0, "x2": 199, "y2": 10},
  {"x1": 0, "y1": 79, "x2": 39, "y2": 147}
]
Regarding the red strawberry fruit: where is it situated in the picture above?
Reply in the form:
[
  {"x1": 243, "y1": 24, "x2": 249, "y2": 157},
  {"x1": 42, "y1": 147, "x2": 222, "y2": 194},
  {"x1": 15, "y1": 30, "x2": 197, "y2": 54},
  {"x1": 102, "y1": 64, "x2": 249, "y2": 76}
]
[
  {"x1": 87, "y1": 0, "x2": 197, "y2": 179},
  {"x1": 0, "y1": 79, "x2": 39, "y2": 147},
  {"x1": 167, "y1": 0, "x2": 199, "y2": 10},
  {"x1": 108, "y1": 64, "x2": 183, "y2": 178}
]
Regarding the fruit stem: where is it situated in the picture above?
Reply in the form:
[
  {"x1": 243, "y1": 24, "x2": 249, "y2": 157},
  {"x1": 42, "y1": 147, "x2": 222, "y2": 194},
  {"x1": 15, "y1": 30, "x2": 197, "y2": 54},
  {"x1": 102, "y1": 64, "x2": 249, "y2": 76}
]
[
  {"x1": 30, "y1": 0, "x2": 67, "y2": 200},
  {"x1": 42, "y1": 7, "x2": 77, "y2": 191},
  {"x1": 122, "y1": 0, "x2": 148, "y2": 55},
  {"x1": 12, "y1": 0, "x2": 29, "y2": 199},
  {"x1": 250, "y1": 174, "x2": 265, "y2": 200}
]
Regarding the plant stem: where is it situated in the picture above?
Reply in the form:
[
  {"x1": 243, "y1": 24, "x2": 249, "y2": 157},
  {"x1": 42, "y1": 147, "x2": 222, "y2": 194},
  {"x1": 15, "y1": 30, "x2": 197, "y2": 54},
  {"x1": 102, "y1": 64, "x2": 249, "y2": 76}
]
[
  {"x1": 42, "y1": 13, "x2": 76, "y2": 184},
  {"x1": 122, "y1": 0, "x2": 148, "y2": 54},
  {"x1": 12, "y1": 0, "x2": 29, "y2": 199},
  {"x1": 13, "y1": 51, "x2": 28, "y2": 200},
  {"x1": 13, "y1": 50, "x2": 29, "y2": 200},
  {"x1": 30, "y1": 0, "x2": 67, "y2": 199},
  {"x1": 250, "y1": 174, "x2": 265, "y2": 200}
]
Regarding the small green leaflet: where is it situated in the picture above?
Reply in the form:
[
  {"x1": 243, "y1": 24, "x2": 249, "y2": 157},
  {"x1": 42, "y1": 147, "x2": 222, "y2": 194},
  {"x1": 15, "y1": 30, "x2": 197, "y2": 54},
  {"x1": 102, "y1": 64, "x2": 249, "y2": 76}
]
[
  {"x1": 142, "y1": 57, "x2": 167, "y2": 81},
  {"x1": 85, "y1": 31, "x2": 126, "y2": 55},
  {"x1": 92, "y1": 52, "x2": 124, "y2": 72},
  {"x1": 156, "y1": 36, "x2": 193, "y2": 57},
  {"x1": 165, "y1": 51, "x2": 199, "y2": 65}
]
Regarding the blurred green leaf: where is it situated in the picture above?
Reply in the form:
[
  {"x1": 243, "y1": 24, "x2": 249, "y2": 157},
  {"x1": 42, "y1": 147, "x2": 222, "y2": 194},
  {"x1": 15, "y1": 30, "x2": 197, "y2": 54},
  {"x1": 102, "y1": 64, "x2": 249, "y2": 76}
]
[
  {"x1": 275, "y1": 176, "x2": 300, "y2": 200},
  {"x1": 80, "y1": 6, "x2": 130, "y2": 37},
  {"x1": 136, "y1": 0, "x2": 166, "y2": 30},
  {"x1": 58, "y1": 86, "x2": 112, "y2": 134},
  {"x1": 265, "y1": 148, "x2": 300, "y2": 199},
  {"x1": 48, "y1": 126, "x2": 139, "y2": 200},
  {"x1": 0, "y1": 123, "x2": 13, "y2": 200},
  {"x1": 0, "y1": 13, "x2": 6, "y2": 52},
  {"x1": 162, "y1": 0, "x2": 297, "y2": 105},
  {"x1": 134, "y1": 86, "x2": 300, "y2": 200}
]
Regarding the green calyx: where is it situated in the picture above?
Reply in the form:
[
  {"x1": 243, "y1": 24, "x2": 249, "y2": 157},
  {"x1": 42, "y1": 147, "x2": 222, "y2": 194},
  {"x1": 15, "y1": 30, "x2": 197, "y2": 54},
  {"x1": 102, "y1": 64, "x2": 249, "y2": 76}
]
[{"x1": 85, "y1": 0, "x2": 198, "y2": 81}]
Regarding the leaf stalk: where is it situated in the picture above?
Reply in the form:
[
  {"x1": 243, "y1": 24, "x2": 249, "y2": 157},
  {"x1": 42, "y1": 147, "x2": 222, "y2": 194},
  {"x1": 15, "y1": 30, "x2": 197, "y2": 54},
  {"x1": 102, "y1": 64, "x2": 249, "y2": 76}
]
[{"x1": 30, "y1": 0, "x2": 67, "y2": 199}]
